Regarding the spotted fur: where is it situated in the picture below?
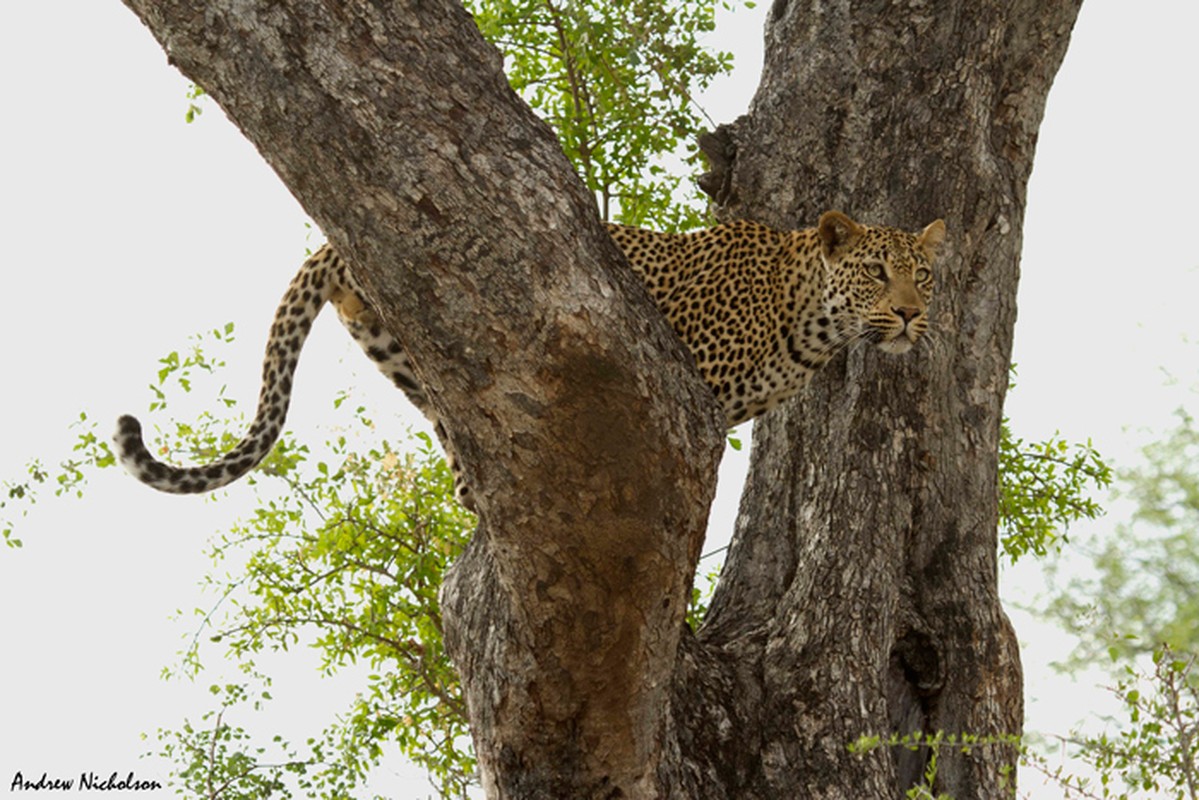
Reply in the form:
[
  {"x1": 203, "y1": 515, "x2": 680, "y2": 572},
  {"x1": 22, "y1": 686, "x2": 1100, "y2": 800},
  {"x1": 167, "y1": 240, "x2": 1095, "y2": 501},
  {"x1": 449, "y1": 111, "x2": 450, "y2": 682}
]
[
  {"x1": 115, "y1": 211, "x2": 944, "y2": 508},
  {"x1": 115, "y1": 247, "x2": 465, "y2": 504},
  {"x1": 606, "y1": 211, "x2": 944, "y2": 424}
]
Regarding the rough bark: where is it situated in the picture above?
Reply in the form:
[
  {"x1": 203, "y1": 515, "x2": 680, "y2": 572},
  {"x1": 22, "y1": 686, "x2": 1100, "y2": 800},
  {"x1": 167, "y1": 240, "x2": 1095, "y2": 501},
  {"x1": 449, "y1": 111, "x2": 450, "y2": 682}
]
[
  {"x1": 120, "y1": 1, "x2": 1081, "y2": 798},
  {"x1": 119, "y1": 2, "x2": 725, "y2": 796},
  {"x1": 692, "y1": 2, "x2": 1082, "y2": 797}
]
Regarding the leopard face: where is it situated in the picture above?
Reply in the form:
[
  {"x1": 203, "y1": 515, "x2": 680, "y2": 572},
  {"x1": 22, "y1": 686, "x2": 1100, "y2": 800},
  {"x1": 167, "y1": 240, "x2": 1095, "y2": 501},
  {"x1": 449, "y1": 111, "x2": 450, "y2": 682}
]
[{"x1": 817, "y1": 210, "x2": 943, "y2": 357}]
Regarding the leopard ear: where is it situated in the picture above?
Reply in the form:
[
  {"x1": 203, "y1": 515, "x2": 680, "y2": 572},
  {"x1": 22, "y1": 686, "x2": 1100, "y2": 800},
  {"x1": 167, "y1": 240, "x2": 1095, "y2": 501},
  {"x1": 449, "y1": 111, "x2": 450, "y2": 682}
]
[
  {"x1": 818, "y1": 211, "x2": 864, "y2": 259},
  {"x1": 917, "y1": 219, "x2": 946, "y2": 258}
]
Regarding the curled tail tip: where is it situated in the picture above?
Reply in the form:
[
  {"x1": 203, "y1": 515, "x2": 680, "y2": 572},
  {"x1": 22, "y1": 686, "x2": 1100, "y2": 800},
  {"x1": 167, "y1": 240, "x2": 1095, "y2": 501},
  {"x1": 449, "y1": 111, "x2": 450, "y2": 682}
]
[
  {"x1": 114, "y1": 414, "x2": 145, "y2": 456},
  {"x1": 114, "y1": 413, "x2": 169, "y2": 483},
  {"x1": 113, "y1": 413, "x2": 270, "y2": 494}
]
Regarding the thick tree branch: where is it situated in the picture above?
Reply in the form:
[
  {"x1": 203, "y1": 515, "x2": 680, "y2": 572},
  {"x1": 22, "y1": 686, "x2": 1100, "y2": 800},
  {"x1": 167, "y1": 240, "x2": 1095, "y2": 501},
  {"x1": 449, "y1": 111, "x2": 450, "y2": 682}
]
[{"x1": 119, "y1": 2, "x2": 724, "y2": 796}]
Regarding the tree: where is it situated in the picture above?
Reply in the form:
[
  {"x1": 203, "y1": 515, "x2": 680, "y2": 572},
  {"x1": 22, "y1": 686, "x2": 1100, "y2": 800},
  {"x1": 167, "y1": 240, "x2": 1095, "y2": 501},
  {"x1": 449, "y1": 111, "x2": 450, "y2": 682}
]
[
  {"x1": 1024, "y1": 645, "x2": 1199, "y2": 800},
  {"x1": 148, "y1": 404, "x2": 480, "y2": 798},
  {"x1": 687, "y1": 3, "x2": 1083, "y2": 795},
  {"x1": 117, "y1": 1, "x2": 1083, "y2": 797},
  {"x1": 1019, "y1": 405, "x2": 1199, "y2": 798},
  {"x1": 1042, "y1": 408, "x2": 1199, "y2": 669}
]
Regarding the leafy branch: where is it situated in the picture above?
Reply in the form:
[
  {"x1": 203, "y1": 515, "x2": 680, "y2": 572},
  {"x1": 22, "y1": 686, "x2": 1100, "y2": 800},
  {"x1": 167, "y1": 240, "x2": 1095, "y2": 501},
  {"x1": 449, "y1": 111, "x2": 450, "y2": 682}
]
[{"x1": 998, "y1": 372, "x2": 1113, "y2": 563}]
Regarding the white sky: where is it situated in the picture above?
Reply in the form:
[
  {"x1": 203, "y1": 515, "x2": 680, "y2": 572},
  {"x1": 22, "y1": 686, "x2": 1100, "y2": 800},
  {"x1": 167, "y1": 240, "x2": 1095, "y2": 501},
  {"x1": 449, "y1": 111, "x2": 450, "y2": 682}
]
[{"x1": 1, "y1": 1, "x2": 1197, "y2": 797}]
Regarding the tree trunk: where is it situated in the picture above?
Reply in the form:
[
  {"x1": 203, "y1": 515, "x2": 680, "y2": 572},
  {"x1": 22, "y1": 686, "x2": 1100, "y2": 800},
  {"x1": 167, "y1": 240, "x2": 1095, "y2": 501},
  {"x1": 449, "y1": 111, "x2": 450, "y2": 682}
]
[
  {"x1": 120, "y1": 1, "x2": 1081, "y2": 798},
  {"x1": 692, "y1": 2, "x2": 1082, "y2": 797}
]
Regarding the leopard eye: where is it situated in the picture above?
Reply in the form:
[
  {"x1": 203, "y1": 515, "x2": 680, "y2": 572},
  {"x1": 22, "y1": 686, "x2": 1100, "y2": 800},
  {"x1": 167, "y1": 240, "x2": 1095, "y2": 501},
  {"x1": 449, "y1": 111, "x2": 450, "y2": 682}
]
[
  {"x1": 914, "y1": 267, "x2": 932, "y2": 283},
  {"x1": 863, "y1": 263, "x2": 887, "y2": 281}
]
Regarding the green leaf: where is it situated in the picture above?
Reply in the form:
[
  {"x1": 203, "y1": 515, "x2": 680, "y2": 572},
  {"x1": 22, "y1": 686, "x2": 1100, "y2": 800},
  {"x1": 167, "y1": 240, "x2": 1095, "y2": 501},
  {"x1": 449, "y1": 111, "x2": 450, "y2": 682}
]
[{"x1": 997, "y1": 374, "x2": 1111, "y2": 563}]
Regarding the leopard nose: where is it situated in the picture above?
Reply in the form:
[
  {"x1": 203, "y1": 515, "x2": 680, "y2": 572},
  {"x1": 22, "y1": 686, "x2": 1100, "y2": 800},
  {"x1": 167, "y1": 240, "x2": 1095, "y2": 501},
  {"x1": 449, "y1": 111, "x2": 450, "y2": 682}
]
[{"x1": 893, "y1": 306, "x2": 922, "y2": 323}]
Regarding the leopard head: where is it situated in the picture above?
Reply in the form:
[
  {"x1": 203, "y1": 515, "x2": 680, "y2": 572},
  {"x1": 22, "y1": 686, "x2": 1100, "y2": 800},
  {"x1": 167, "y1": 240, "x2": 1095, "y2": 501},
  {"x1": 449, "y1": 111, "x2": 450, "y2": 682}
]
[{"x1": 817, "y1": 210, "x2": 945, "y2": 355}]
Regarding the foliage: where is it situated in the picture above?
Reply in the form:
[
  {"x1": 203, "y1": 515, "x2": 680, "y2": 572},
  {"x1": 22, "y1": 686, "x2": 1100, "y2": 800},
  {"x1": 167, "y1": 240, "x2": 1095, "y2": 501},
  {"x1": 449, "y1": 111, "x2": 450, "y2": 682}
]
[
  {"x1": 1, "y1": 324, "x2": 239, "y2": 549},
  {"x1": 0, "y1": 301, "x2": 1118, "y2": 800},
  {"x1": 1024, "y1": 646, "x2": 1199, "y2": 800},
  {"x1": 1081, "y1": 646, "x2": 1199, "y2": 799},
  {"x1": 1017, "y1": 390, "x2": 1199, "y2": 795},
  {"x1": 467, "y1": 0, "x2": 739, "y2": 231},
  {"x1": 1, "y1": 414, "x2": 110, "y2": 549},
  {"x1": 998, "y1": 419, "x2": 1111, "y2": 563},
  {"x1": 849, "y1": 730, "x2": 1018, "y2": 800},
  {"x1": 206, "y1": 419, "x2": 472, "y2": 796},
  {"x1": 998, "y1": 371, "x2": 1112, "y2": 563},
  {"x1": 129, "y1": 330, "x2": 478, "y2": 795},
  {"x1": 1039, "y1": 408, "x2": 1199, "y2": 669},
  {"x1": 154, "y1": 682, "x2": 319, "y2": 800},
  {"x1": 147, "y1": 404, "x2": 477, "y2": 798},
  {"x1": 185, "y1": 83, "x2": 206, "y2": 124},
  {"x1": 686, "y1": 556, "x2": 723, "y2": 630},
  {"x1": 852, "y1": 662, "x2": 1199, "y2": 800},
  {"x1": 186, "y1": 414, "x2": 476, "y2": 796}
]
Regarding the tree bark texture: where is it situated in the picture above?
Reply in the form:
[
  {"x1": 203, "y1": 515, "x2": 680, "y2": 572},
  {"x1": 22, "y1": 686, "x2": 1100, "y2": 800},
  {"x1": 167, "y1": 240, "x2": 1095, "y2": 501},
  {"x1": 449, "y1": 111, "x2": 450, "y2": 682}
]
[
  {"x1": 120, "y1": 1, "x2": 1081, "y2": 798},
  {"x1": 695, "y1": 2, "x2": 1082, "y2": 797}
]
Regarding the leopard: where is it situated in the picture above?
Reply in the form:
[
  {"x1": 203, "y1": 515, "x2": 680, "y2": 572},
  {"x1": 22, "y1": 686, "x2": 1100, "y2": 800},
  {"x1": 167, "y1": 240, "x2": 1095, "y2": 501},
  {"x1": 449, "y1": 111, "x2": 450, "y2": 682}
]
[{"x1": 115, "y1": 210, "x2": 945, "y2": 511}]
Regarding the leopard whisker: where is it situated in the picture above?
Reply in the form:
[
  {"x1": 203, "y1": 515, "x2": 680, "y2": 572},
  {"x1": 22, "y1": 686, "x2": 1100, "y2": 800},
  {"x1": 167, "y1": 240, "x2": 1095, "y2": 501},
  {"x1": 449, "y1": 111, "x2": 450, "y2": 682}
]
[{"x1": 815, "y1": 327, "x2": 873, "y2": 362}]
